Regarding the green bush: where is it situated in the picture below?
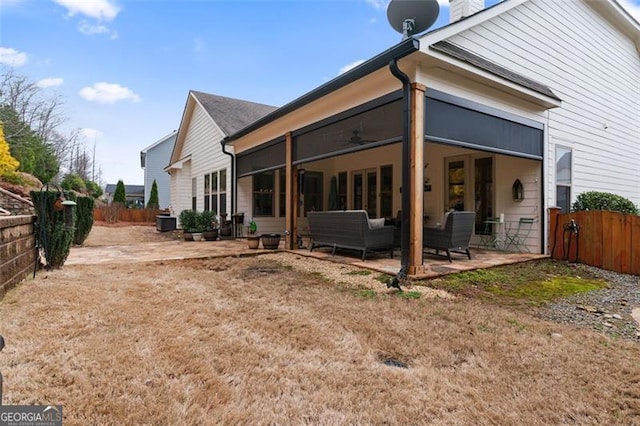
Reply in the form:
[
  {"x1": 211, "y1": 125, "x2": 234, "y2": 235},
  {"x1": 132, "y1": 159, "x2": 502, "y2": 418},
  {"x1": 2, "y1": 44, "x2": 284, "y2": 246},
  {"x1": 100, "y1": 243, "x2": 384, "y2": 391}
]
[
  {"x1": 147, "y1": 180, "x2": 159, "y2": 208},
  {"x1": 73, "y1": 196, "x2": 95, "y2": 245},
  {"x1": 60, "y1": 173, "x2": 87, "y2": 192},
  {"x1": 31, "y1": 190, "x2": 75, "y2": 269},
  {"x1": 199, "y1": 210, "x2": 218, "y2": 231},
  {"x1": 179, "y1": 209, "x2": 199, "y2": 232},
  {"x1": 85, "y1": 180, "x2": 103, "y2": 199},
  {"x1": 113, "y1": 180, "x2": 126, "y2": 205},
  {"x1": 572, "y1": 191, "x2": 639, "y2": 215}
]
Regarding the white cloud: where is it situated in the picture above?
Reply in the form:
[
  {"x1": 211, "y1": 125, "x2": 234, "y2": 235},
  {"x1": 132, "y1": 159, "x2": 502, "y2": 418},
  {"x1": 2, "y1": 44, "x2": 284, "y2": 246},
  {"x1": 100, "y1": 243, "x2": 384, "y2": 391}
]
[
  {"x1": 54, "y1": 0, "x2": 120, "y2": 21},
  {"x1": 79, "y1": 82, "x2": 141, "y2": 104},
  {"x1": 618, "y1": 0, "x2": 640, "y2": 22},
  {"x1": 0, "y1": 47, "x2": 27, "y2": 67},
  {"x1": 78, "y1": 20, "x2": 118, "y2": 39},
  {"x1": 80, "y1": 128, "x2": 103, "y2": 140},
  {"x1": 338, "y1": 59, "x2": 366, "y2": 75},
  {"x1": 36, "y1": 77, "x2": 64, "y2": 88},
  {"x1": 365, "y1": 0, "x2": 388, "y2": 9}
]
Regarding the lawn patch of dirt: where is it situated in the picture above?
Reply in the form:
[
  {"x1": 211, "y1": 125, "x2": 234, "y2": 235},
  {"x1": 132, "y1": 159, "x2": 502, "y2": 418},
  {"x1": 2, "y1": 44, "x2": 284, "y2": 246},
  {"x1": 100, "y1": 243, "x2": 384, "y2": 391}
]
[{"x1": 2, "y1": 256, "x2": 639, "y2": 424}]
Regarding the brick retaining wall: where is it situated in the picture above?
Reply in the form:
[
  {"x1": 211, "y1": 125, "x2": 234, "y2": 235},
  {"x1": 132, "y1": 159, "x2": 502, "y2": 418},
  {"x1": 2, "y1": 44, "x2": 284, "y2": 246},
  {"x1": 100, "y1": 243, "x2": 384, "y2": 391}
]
[{"x1": 1, "y1": 215, "x2": 36, "y2": 300}]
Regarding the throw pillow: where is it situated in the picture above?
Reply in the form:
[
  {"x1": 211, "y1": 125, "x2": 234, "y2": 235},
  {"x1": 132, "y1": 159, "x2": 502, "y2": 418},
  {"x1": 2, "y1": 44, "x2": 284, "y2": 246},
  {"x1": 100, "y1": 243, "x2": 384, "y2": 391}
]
[{"x1": 369, "y1": 218, "x2": 386, "y2": 229}]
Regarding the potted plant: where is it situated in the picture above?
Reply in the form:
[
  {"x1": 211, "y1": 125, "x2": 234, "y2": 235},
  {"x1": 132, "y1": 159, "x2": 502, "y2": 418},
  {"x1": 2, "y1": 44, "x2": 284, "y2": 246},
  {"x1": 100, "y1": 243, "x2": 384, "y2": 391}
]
[
  {"x1": 200, "y1": 210, "x2": 219, "y2": 241},
  {"x1": 179, "y1": 209, "x2": 199, "y2": 241},
  {"x1": 246, "y1": 218, "x2": 260, "y2": 249}
]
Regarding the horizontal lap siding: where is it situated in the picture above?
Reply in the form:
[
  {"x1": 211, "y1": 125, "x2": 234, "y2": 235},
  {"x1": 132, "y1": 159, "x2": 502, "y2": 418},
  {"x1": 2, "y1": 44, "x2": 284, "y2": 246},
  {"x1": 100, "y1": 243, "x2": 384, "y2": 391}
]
[
  {"x1": 144, "y1": 137, "x2": 174, "y2": 209},
  {"x1": 446, "y1": 0, "x2": 640, "y2": 205},
  {"x1": 178, "y1": 105, "x2": 231, "y2": 214}
]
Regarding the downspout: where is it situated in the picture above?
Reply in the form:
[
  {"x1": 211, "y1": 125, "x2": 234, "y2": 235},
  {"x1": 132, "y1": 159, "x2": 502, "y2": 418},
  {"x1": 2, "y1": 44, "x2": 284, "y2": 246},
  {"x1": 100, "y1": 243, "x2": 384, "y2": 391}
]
[
  {"x1": 388, "y1": 57, "x2": 411, "y2": 288},
  {"x1": 220, "y1": 137, "x2": 235, "y2": 216}
]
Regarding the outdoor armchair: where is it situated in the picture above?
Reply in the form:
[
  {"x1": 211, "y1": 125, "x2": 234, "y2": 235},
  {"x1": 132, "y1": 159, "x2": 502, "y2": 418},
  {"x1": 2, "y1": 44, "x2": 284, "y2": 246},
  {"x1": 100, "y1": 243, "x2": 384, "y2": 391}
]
[{"x1": 423, "y1": 211, "x2": 475, "y2": 262}]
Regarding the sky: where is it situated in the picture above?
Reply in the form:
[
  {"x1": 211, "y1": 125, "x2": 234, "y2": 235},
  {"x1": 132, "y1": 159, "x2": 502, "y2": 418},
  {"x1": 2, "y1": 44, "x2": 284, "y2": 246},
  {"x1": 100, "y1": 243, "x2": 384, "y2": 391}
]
[{"x1": 1, "y1": 0, "x2": 639, "y2": 187}]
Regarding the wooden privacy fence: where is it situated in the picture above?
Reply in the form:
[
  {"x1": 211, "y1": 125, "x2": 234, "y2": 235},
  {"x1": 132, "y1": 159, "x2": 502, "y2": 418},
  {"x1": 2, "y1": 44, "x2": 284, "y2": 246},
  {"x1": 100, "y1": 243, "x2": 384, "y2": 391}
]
[
  {"x1": 549, "y1": 208, "x2": 640, "y2": 276},
  {"x1": 93, "y1": 206, "x2": 162, "y2": 223}
]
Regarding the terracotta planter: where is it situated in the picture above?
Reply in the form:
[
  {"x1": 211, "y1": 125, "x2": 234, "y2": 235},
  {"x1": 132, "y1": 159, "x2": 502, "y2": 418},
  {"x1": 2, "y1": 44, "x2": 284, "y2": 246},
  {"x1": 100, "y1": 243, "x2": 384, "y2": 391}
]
[
  {"x1": 247, "y1": 235, "x2": 260, "y2": 249},
  {"x1": 183, "y1": 231, "x2": 194, "y2": 241}
]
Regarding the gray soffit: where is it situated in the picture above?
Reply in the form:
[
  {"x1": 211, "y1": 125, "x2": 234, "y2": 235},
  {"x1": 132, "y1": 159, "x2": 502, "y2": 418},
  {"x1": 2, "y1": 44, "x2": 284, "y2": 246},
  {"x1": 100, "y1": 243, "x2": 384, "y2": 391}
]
[
  {"x1": 191, "y1": 91, "x2": 278, "y2": 136},
  {"x1": 225, "y1": 37, "x2": 421, "y2": 142},
  {"x1": 430, "y1": 41, "x2": 561, "y2": 101}
]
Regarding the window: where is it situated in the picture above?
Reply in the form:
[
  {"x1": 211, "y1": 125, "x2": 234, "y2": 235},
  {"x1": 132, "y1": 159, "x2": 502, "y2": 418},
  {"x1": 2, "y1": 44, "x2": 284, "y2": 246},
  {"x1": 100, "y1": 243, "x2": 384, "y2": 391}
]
[
  {"x1": 219, "y1": 168, "x2": 227, "y2": 215},
  {"x1": 380, "y1": 165, "x2": 393, "y2": 218},
  {"x1": 338, "y1": 171, "x2": 347, "y2": 210},
  {"x1": 474, "y1": 157, "x2": 493, "y2": 234},
  {"x1": 279, "y1": 170, "x2": 286, "y2": 217},
  {"x1": 204, "y1": 174, "x2": 210, "y2": 211},
  {"x1": 253, "y1": 171, "x2": 274, "y2": 217},
  {"x1": 448, "y1": 160, "x2": 465, "y2": 211},
  {"x1": 212, "y1": 171, "x2": 218, "y2": 214},
  {"x1": 556, "y1": 146, "x2": 572, "y2": 213},
  {"x1": 303, "y1": 171, "x2": 323, "y2": 215},
  {"x1": 191, "y1": 177, "x2": 197, "y2": 210}
]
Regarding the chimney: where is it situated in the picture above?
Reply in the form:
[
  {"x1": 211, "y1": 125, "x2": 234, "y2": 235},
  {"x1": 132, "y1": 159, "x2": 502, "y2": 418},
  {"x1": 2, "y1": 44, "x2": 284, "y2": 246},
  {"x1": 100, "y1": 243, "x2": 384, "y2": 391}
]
[{"x1": 449, "y1": 0, "x2": 484, "y2": 23}]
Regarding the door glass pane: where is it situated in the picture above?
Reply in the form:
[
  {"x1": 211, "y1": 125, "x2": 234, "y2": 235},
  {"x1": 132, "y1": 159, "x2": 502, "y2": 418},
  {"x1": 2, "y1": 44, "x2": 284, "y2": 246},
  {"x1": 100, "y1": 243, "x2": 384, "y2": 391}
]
[
  {"x1": 367, "y1": 170, "x2": 377, "y2": 218},
  {"x1": 474, "y1": 157, "x2": 493, "y2": 234},
  {"x1": 353, "y1": 173, "x2": 363, "y2": 210},
  {"x1": 448, "y1": 160, "x2": 465, "y2": 211},
  {"x1": 380, "y1": 165, "x2": 392, "y2": 218},
  {"x1": 338, "y1": 171, "x2": 347, "y2": 211},
  {"x1": 303, "y1": 171, "x2": 323, "y2": 215}
]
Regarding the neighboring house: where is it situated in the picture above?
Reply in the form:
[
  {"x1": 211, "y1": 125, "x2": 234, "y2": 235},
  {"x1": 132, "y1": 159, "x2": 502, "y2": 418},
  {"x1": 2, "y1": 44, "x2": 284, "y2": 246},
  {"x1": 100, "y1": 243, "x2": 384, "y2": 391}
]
[
  {"x1": 165, "y1": 91, "x2": 277, "y2": 222},
  {"x1": 170, "y1": 0, "x2": 640, "y2": 276},
  {"x1": 104, "y1": 184, "x2": 145, "y2": 207},
  {"x1": 140, "y1": 130, "x2": 176, "y2": 209}
]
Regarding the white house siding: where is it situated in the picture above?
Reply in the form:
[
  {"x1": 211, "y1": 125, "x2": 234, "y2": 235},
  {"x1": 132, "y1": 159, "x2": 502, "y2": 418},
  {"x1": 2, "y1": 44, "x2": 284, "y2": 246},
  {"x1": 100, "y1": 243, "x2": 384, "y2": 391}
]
[
  {"x1": 174, "y1": 161, "x2": 192, "y2": 228},
  {"x1": 144, "y1": 134, "x2": 175, "y2": 209},
  {"x1": 444, "y1": 0, "x2": 640, "y2": 207},
  {"x1": 174, "y1": 104, "x2": 232, "y2": 216}
]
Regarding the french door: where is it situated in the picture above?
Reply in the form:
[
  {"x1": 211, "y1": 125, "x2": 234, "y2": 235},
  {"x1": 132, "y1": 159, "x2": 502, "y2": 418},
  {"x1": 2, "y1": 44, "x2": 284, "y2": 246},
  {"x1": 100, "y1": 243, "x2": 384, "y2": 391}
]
[{"x1": 352, "y1": 168, "x2": 377, "y2": 218}]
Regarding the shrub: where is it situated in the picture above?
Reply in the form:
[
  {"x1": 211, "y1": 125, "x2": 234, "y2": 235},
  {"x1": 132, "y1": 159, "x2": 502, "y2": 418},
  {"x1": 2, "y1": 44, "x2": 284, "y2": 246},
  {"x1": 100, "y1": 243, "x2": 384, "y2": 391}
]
[
  {"x1": 147, "y1": 180, "x2": 159, "y2": 208},
  {"x1": 60, "y1": 173, "x2": 87, "y2": 192},
  {"x1": 199, "y1": 210, "x2": 218, "y2": 231},
  {"x1": 113, "y1": 180, "x2": 126, "y2": 205},
  {"x1": 179, "y1": 209, "x2": 199, "y2": 232},
  {"x1": 85, "y1": 180, "x2": 103, "y2": 199},
  {"x1": 572, "y1": 191, "x2": 638, "y2": 215},
  {"x1": 31, "y1": 190, "x2": 75, "y2": 269},
  {"x1": 73, "y1": 196, "x2": 95, "y2": 245}
]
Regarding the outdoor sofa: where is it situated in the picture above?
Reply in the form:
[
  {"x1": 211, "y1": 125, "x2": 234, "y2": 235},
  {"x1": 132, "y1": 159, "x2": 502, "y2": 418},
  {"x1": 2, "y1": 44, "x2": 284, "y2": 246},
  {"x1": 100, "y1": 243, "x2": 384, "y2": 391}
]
[
  {"x1": 307, "y1": 210, "x2": 394, "y2": 261},
  {"x1": 423, "y1": 211, "x2": 475, "y2": 262}
]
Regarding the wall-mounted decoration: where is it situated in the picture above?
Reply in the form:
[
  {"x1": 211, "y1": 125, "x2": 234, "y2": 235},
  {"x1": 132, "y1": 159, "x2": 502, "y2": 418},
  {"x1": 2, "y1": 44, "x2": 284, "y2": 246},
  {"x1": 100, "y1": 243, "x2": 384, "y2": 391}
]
[{"x1": 512, "y1": 179, "x2": 524, "y2": 201}]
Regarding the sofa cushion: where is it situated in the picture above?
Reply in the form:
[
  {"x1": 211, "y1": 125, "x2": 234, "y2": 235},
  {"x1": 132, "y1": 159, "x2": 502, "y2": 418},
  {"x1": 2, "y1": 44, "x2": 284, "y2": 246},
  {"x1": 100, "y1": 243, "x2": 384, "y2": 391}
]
[{"x1": 369, "y1": 218, "x2": 386, "y2": 229}]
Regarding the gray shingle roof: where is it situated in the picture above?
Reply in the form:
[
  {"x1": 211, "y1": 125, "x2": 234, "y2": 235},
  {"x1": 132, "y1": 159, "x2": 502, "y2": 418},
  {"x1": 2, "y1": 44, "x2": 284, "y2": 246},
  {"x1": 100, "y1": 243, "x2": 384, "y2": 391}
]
[
  {"x1": 191, "y1": 91, "x2": 278, "y2": 136},
  {"x1": 105, "y1": 184, "x2": 145, "y2": 195},
  {"x1": 430, "y1": 41, "x2": 561, "y2": 101}
]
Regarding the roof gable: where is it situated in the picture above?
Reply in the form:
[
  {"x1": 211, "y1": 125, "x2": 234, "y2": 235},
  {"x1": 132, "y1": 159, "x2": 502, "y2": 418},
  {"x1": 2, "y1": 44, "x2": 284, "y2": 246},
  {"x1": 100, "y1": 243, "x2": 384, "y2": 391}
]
[
  {"x1": 191, "y1": 91, "x2": 277, "y2": 136},
  {"x1": 168, "y1": 91, "x2": 277, "y2": 165}
]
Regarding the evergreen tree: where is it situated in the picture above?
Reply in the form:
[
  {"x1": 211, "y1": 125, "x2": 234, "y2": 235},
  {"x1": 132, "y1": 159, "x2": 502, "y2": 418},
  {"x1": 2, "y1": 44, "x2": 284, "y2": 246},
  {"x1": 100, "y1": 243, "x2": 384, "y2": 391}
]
[
  {"x1": 0, "y1": 121, "x2": 19, "y2": 177},
  {"x1": 147, "y1": 180, "x2": 159, "y2": 208},
  {"x1": 113, "y1": 180, "x2": 126, "y2": 205}
]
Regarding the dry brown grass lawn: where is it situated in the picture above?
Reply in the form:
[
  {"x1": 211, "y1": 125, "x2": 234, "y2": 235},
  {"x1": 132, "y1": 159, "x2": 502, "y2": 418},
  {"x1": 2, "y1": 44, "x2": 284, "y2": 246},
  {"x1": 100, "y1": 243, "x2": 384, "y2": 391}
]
[{"x1": 1, "y1": 227, "x2": 639, "y2": 424}]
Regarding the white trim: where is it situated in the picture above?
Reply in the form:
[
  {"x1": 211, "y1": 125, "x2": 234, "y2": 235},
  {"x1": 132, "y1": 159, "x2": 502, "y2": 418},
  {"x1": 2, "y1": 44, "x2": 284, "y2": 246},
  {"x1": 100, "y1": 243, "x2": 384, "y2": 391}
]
[
  {"x1": 424, "y1": 47, "x2": 562, "y2": 109},
  {"x1": 165, "y1": 155, "x2": 192, "y2": 172}
]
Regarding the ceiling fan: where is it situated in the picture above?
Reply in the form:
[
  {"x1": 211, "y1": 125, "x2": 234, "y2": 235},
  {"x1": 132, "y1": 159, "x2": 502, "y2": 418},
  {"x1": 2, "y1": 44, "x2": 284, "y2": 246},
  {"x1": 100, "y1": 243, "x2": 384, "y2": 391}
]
[{"x1": 343, "y1": 129, "x2": 375, "y2": 146}]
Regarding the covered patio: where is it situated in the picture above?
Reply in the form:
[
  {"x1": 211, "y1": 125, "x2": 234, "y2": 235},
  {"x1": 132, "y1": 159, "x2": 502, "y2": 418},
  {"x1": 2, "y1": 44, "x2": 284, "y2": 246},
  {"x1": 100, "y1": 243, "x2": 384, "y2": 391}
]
[
  {"x1": 66, "y1": 235, "x2": 546, "y2": 280},
  {"x1": 226, "y1": 37, "x2": 560, "y2": 277}
]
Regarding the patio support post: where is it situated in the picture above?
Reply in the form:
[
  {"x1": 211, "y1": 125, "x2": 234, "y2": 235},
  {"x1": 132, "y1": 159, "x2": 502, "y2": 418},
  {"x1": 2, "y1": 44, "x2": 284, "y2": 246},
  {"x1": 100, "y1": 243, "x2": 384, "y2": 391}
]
[
  {"x1": 408, "y1": 83, "x2": 426, "y2": 275},
  {"x1": 285, "y1": 132, "x2": 295, "y2": 249}
]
